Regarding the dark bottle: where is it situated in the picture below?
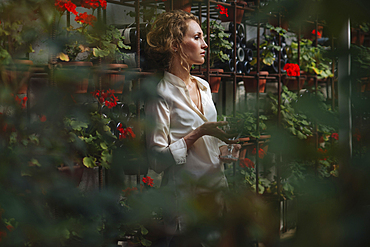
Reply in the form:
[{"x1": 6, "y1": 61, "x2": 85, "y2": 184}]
[
  {"x1": 244, "y1": 48, "x2": 253, "y2": 62},
  {"x1": 237, "y1": 23, "x2": 245, "y2": 39},
  {"x1": 236, "y1": 47, "x2": 245, "y2": 62},
  {"x1": 220, "y1": 22, "x2": 236, "y2": 34},
  {"x1": 228, "y1": 34, "x2": 241, "y2": 49}
]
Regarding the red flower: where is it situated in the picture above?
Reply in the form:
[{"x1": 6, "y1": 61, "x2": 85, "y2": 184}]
[
  {"x1": 318, "y1": 148, "x2": 328, "y2": 160},
  {"x1": 91, "y1": 89, "x2": 118, "y2": 108},
  {"x1": 122, "y1": 187, "x2": 138, "y2": 196},
  {"x1": 331, "y1": 132, "x2": 339, "y2": 140},
  {"x1": 81, "y1": 0, "x2": 107, "y2": 10},
  {"x1": 14, "y1": 96, "x2": 28, "y2": 109},
  {"x1": 353, "y1": 128, "x2": 361, "y2": 142},
  {"x1": 251, "y1": 147, "x2": 266, "y2": 159},
  {"x1": 40, "y1": 115, "x2": 47, "y2": 122},
  {"x1": 55, "y1": 0, "x2": 78, "y2": 15},
  {"x1": 65, "y1": 1, "x2": 78, "y2": 15},
  {"x1": 6, "y1": 225, "x2": 14, "y2": 232},
  {"x1": 311, "y1": 29, "x2": 322, "y2": 37},
  {"x1": 239, "y1": 158, "x2": 255, "y2": 168},
  {"x1": 117, "y1": 124, "x2": 136, "y2": 140},
  {"x1": 283, "y1": 63, "x2": 300, "y2": 77},
  {"x1": 142, "y1": 176, "x2": 154, "y2": 187},
  {"x1": 216, "y1": 4, "x2": 229, "y2": 17},
  {"x1": 75, "y1": 12, "x2": 97, "y2": 26}
]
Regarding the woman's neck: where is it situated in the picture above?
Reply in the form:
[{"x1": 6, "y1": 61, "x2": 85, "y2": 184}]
[{"x1": 168, "y1": 57, "x2": 191, "y2": 85}]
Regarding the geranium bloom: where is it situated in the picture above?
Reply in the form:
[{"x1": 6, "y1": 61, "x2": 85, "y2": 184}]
[
  {"x1": 75, "y1": 12, "x2": 97, "y2": 26},
  {"x1": 311, "y1": 29, "x2": 322, "y2": 37},
  {"x1": 216, "y1": 4, "x2": 228, "y2": 17},
  {"x1": 55, "y1": 0, "x2": 78, "y2": 15},
  {"x1": 91, "y1": 89, "x2": 118, "y2": 108},
  {"x1": 81, "y1": 0, "x2": 107, "y2": 10},
  {"x1": 117, "y1": 124, "x2": 136, "y2": 140},
  {"x1": 318, "y1": 148, "x2": 328, "y2": 160},
  {"x1": 122, "y1": 187, "x2": 138, "y2": 196},
  {"x1": 6, "y1": 225, "x2": 14, "y2": 232},
  {"x1": 251, "y1": 147, "x2": 266, "y2": 159},
  {"x1": 283, "y1": 63, "x2": 300, "y2": 77},
  {"x1": 331, "y1": 132, "x2": 339, "y2": 140},
  {"x1": 15, "y1": 96, "x2": 28, "y2": 109},
  {"x1": 40, "y1": 115, "x2": 47, "y2": 122},
  {"x1": 142, "y1": 176, "x2": 154, "y2": 187},
  {"x1": 239, "y1": 158, "x2": 255, "y2": 168}
]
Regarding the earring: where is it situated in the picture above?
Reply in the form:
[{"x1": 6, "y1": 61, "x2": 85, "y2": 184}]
[{"x1": 174, "y1": 49, "x2": 177, "y2": 52}]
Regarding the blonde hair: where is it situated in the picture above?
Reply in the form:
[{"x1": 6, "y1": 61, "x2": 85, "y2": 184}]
[{"x1": 146, "y1": 10, "x2": 200, "y2": 72}]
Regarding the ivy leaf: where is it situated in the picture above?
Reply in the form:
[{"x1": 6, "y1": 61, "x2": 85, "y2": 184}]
[
  {"x1": 83, "y1": 156, "x2": 96, "y2": 168},
  {"x1": 297, "y1": 131, "x2": 307, "y2": 139}
]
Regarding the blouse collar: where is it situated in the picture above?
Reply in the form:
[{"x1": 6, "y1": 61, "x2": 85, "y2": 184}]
[{"x1": 163, "y1": 71, "x2": 207, "y2": 91}]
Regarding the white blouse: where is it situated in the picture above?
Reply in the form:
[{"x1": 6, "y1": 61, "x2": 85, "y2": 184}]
[{"x1": 145, "y1": 71, "x2": 227, "y2": 188}]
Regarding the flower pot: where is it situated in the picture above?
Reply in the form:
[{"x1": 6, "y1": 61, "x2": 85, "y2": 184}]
[
  {"x1": 55, "y1": 61, "x2": 93, "y2": 93},
  {"x1": 218, "y1": 0, "x2": 247, "y2": 24},
  {"x1": 268, "y1": 16, "x2": 289, "y2": 31},
  {"x1": 243, "y1": 71, "x2": 268, "y2": 93},
  {"x1": 201, "y1": 68, "x2": 223, "y2": 93},
  {"x1": 165, "y1": 0, "x2": 192, "y2": 13},
  {"x1": 97, "y1": 64, "x2": 128, "y2": 94},
  {"x1": 1, "y1": 59, "x2": 33, "y2": 94},
  {"x1": 282, "y1": 75, "x2": 305, "y2": 91},
  {"x1": 351, "y1": 28, "x2": 365, "y2": 45},
  {"x1": 58, "y1": 164, "x2": 85, "y2": 186}
]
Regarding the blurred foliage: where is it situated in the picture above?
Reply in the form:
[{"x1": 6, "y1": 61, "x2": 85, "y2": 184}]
[
  {"x1": 0, "y1": 0, "x2": 370, "y2": 247},
  {"x1": 218, "y1": 112, "x2": 267, "y2": 139}
]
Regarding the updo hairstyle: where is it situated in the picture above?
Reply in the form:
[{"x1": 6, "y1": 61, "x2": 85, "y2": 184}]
[{"x1": 146, "y1": 10, "x2": 200, "y2": 71}]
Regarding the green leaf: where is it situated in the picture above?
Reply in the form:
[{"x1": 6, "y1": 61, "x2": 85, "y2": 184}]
[
  {"x1": 141, "y1": 239, "x2": 152, "y2": 246},
  {"x1": 141, "y1": 225, "x2": 149, "y2": 235},
  {"x1": 297, "y1": 131, "x2": 307, "y2": 139},
  {"x1": 83, "y1": 156, "x2": 96, "y2": 168},
  {"x1": 100, "y1": 142, "x2": 108, "y2": 150},
  {"x1": 30, "y1": 159, "x2": 41, "y2": 167}
]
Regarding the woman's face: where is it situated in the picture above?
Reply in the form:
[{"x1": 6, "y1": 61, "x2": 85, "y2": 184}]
[{"x1": 180, "y1": 20, "x2": 208, "y2": 66}]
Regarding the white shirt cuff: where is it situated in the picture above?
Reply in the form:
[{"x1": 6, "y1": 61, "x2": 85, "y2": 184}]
[{"x1": 169, "y1": 138, "x2": 188, "y2": 164}]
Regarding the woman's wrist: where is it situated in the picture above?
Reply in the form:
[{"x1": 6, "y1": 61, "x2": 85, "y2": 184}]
[{"x1": 184, "y1": 127, "x2": 203, "y2": 149}]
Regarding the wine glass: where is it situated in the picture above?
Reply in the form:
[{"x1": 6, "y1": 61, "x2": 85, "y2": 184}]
[{"x1": 220, "y1": 117, "x2": 241, "y2": 161}]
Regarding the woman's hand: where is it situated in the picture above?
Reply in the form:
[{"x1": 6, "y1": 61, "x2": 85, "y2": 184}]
[
  {"x1": 197, "y1": 121, "x2": 239, "y2": 144},
  {"x1": 183, "y1": 121, "x2": 239, "y2": 149},
  {"x1": 219, "y1": 144, "x2": 241, "y2": 163}
]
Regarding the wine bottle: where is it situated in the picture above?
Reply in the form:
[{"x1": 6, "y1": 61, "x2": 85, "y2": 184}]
[
  {"x1": 237, "y1": 47, "x2": 245, "y2": 62},
  {"x1": 240, "y1": 37, "x2": 247, "y2": 49},
  {"x1": 243, "y1": 61, "x2": 252, "y2": 74},
  {"x1": 237, "y1": 23, "x2": 245, "y2": 38},
  {"x1": 227, "y1": 34, "x2": 241, "y2": 49},
  {"x1": 220, "y1": 22, "x2": 236, "y2": 34},
  {"x1": 244, "y1": 48, "x2": 253, "y2": 62},
  {"x1": 236, "y1": 60, "x2": 243, "y2": 74}
]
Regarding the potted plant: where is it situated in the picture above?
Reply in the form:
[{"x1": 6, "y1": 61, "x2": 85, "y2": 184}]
[
  {"x1": 282, "y1": 63, "x2": 305, "y2": 91},
  {"x1": 165, "y1": 0, "x2": 192, "y2": 13},
  {"x1": 199, "y1": 20, "x2": 232, "y2": 93},
  {"x1": 55, "y1": 0, "x2": 130, "y2": 93},
  {"x1": 0, "y1": 0, "x2": 41, "y2": 94},
  {"x1": 64, "y1": 89, "x2": 138, "y2": 170},
  {"x1": 216, "y1": 0, "x2": 247, "y2": 24},
  {"x1": 288, "y1": 39, "x2": 333, "y2": 85}
]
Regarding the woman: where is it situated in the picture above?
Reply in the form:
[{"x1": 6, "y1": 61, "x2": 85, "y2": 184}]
[
  {"x1": 145, "y1": 10, "x2": 240, "y2": 242},
  {"x1": 146, "y1": 9, "x2": 240, "y2": 185}
]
